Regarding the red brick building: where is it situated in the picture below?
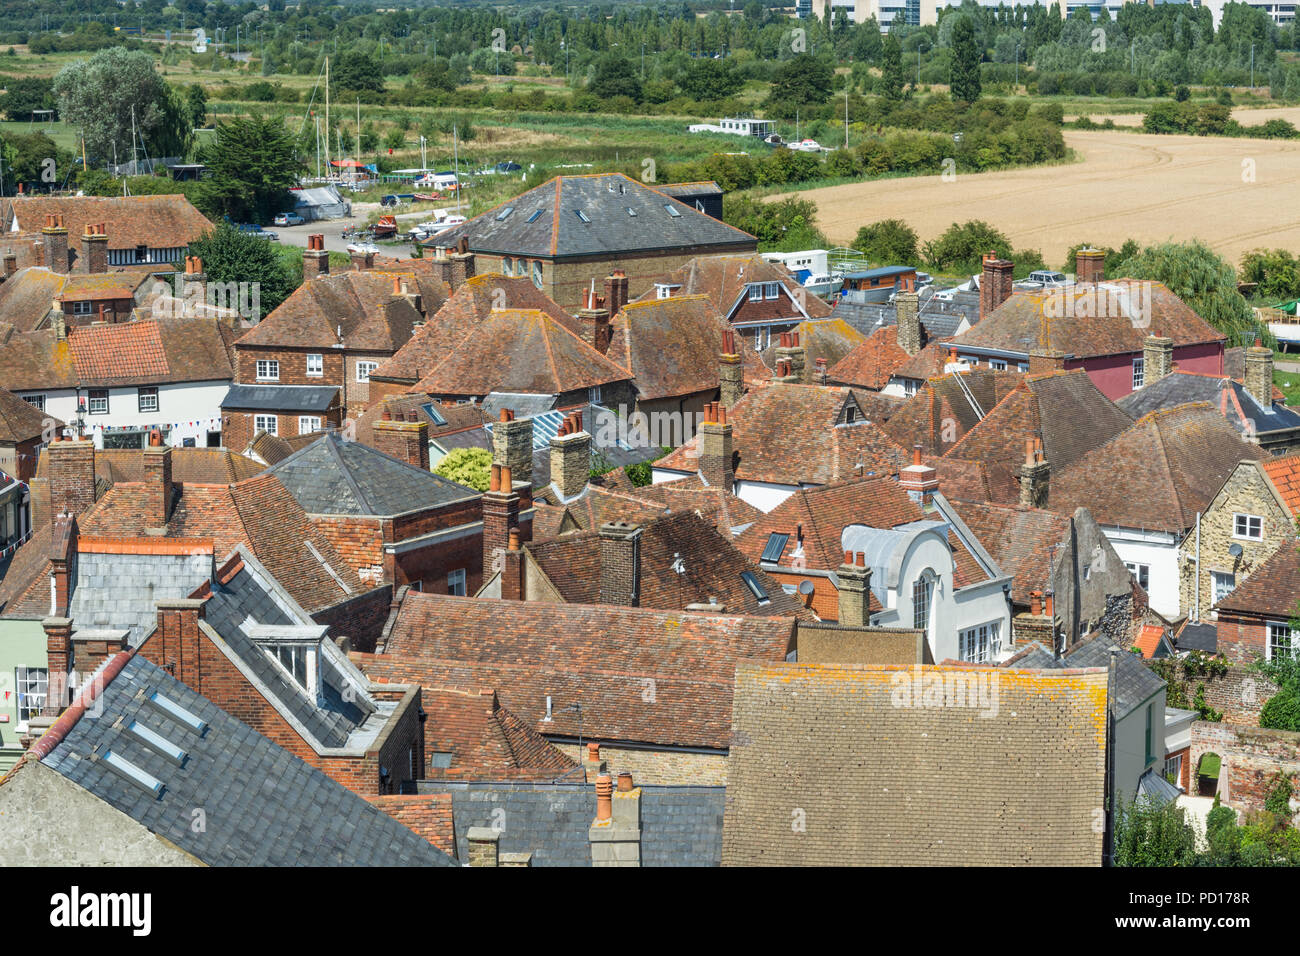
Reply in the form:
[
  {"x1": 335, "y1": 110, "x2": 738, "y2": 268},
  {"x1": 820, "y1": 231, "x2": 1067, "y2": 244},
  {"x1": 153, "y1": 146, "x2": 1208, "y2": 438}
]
[{"x1": 1215, "y1": 543, "x2": 1300, "y2": 665}]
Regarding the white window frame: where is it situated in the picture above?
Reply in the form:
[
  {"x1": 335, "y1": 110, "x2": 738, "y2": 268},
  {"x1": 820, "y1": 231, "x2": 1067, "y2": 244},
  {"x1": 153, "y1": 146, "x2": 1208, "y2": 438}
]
[
  {"x1": 1211, "y1": 571, "x2": 1235, "y2": 605},
  {"x1": 256, "y1": 359, "x2": 280, "y2": 382},
  {"x1": 15, "y1": 666, "x2": 47, "y2": 725},
  {"x1": 959, "y1": 621, "x2": 1002, "y2": 664},
  {"x1": 22, "y1": 394, "x2": 44, "y2": 411},
  {"x1": 448, "y1": 568, "x2": 467, "y2": 596},
  {"x1": 748, "y1": 283, "x2": 763, "y2": 302},
  {"x1": 502, "y1": 256, "x2": 513, "y2": 275},
  {"x1": 532, "y1": 260, "x2": 543, "y2": 289},
  {"x1": 589, "y1": 385, "x2": 602, "y2": 405},
  {"x1": 1267, "y1": 621, "x2": 1297, "y2": 661},
  {"x1": 1233, "y1": 513, "x2": 1263, "y2": 541},
  {"x1": 297, "y1": 416, "x2": 321, "y2": 434},
  {"x1": 753, "y1": 326, "x2": 770, "y2": 351},
  {"x1": 990, "y1": 358, "x2": 1007, "y2": 370},
  {"x1": 1125, "y1": 561, "x2": 1151, "y2": 592},
  {"x1": 137, "y1": 386, "x2": 159, "y2": 414},
  {"x1": 69, "y1": 300, "x2": 94, "y2": 315},
  {"x1": 1164, "y1": 753, "x2": 1184, "y2": 789},
  {"x1": 764, "y1": 281, "x2": 779, "y2": 300},
  {"x1": 1132, "y1": 356, "x2": 1145, "y2": 389},
  {"x1": 356, "y1": 361, "x2": 379, "y2": 383},
  {"x1": 912, "y1": 573, "x2": 934, "y2": 636},
  {"x1": 254, "y1": 414, "x2": 278, "y2": 436},
  {"x1": 87, "y1": 389, "x2": 109, "y2": 415},
  {"x1": 306, "y1": 353, "x2": 323, "y2": 377}
]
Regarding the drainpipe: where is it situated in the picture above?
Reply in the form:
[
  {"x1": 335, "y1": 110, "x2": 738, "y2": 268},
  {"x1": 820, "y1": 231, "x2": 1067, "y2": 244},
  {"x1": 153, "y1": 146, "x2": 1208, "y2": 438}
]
[
  {"x1": 1103, "y1": 646, "x2": 1119, "y2": 867},
  {"x1": 1193, "y1": 512, "x2": 1201, "y2": 624}
]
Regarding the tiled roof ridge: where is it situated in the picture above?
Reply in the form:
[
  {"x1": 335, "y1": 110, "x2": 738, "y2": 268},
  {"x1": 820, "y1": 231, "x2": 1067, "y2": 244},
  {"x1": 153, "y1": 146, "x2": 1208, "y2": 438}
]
[
  {"x1": 381, "y1": 649, "x2": 760, "y2": 688},
  {"x1": 29, "y1": 650, "x2": 133, "y2": 760},
  {"x1": 77, "y1": 535, "x2": 214, "y2": 556},
  {"x1": 322, "y1": 434, "x2": 382, "y2": 513}
]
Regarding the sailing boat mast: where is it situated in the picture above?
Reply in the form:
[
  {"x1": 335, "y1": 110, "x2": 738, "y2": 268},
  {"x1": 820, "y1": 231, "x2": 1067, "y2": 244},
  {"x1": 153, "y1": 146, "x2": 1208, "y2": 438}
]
[
  {"x1": 324, "y1": 55, "x2": 330, "y2": 178},
  {"x1": 453, "y1": 123, "x2": 460, "y2": 215}
]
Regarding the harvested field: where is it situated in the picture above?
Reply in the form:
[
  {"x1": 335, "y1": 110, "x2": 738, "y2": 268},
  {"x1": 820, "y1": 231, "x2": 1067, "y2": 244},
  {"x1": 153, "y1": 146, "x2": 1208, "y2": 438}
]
[{"x1": 773, "y1": 126, "x2": 1300, "y2": 268}]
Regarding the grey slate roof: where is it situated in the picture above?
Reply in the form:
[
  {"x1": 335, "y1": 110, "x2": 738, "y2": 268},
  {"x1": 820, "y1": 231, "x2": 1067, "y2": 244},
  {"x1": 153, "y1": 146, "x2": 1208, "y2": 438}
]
[
  {"x1": 418, "y1": 780, "x2": 725, "y2": 866},
  {"x1": 200, "y1": 551, "x2": 377, "y2": 749},
  {"x1": 1137, "y1": 767, "x2": 1182, "y2": 806},
  {"x1": 1117, "y1": 372, "x2": 1300, "y2": 438},
  {"x1": 1007, "y1": 634, "x2": 1164, "y2": 719},
  {"x1": 1176, "y1": 622, "x2": 1218, "y2": 654},
  {"x1": 69, "y1": 551, "x2": 213, "y2": 646},
  {"x1": 40, "y1": 653, "x2": 455, "y2": 866},
  {"x1": 222, "y1": 384, "x2": 339, "y2": 413},
  {"x1": 429, "y1": 173, "x2": 756, "y2": 259},
  {"x1": 831, "y1": 294, "x2": 973, "y2": 342},
  {"x1": 265, "y1": 432, "x2": 479, "y2": 516}
]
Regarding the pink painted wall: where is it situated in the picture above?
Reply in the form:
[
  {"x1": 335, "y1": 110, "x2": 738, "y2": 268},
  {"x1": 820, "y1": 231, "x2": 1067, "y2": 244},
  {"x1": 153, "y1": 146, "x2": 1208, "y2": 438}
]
[{"x1": 1071, "y1": 341, "x2": 1224, "y2": 401}]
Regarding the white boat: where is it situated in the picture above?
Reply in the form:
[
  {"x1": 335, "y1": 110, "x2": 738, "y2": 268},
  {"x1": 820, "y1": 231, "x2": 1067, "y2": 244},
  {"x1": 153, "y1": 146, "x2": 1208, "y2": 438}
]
[
  {"x1": 803, "y1": 272, "x2": 843, "y2": 298},
  {"x1": 346, "y1": 242, "x2": 380, "y2": 255},
  {"x1": 789, "y1": 139, "x2": 823, "y2": 153}
]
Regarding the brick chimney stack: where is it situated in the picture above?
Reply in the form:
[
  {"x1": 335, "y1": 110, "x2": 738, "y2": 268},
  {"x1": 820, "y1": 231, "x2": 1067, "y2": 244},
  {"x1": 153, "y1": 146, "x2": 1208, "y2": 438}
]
[
  {"x1": 601, "y1": 270, "x2": 628, "y2": 322},
  {"x1": 373, "y1": 406, "x2": 430, "y2": 471},
  {"x1": 41, "y1": 515, "x2": 78, "y2": 714},
  {"x1": 548, "y1": 411, "x2": 590, "y2": 501},
  {"x1": 42, "y1": 214, "x2": 69, "y2": 275},
  {"x1": 81, "y1": 222, "x2": 108, "y2": 275},
  {"x1": 898, "y1": 445, "x2": 939, "y2": 507},
  {"x1": 1013, "y1": 588, "x2": 1056, "y2": 648},
  {"x1": 482, "y1": 463, "x2": 528, "y2": 579},
  {"x1": 598, "y1": 521, "x2": 641, "y2": 607},
  {"x1": 775, "y1": 330, "x2": 806, "y2": 383},
  {"x1": 698, "y1": 401, "x2": 734, "y2": 492},
  {"x1": 1075, "y1": 247, "x2": 1105, "y2": 284},
  {"x1": 1018, "y1": 437, "x2": 1050, "y2": 509},
  {"x1": 500, "y1": 527, "x2": 525, "y2": 601},
  {"x1": 1028, "y1": 347, "x2": 1067, "y2": 375},
  {"x1": 1142, "y1": 330, "x2": 1174, "y2": 385},
  {"x1": 719, "y1": 328, "x2": 744, "y2": 407},
  {"x1": 1244, "y1": 339, "x2": 1274, "y2": 408},
  {"x1": 3, "y1": 249, "x2": 17, "y2": 278},
  {"x1": 492, "y1": 408, "x2": 534, "y2": 485},
  {"x1": 142, "y1": 428, "x2": 173, "y2": 529},
  {"x1": 350, "y1": 248, "x2": 376, "y2": 271},
  {"x1": 896, "y1": 289, "x2": 922, "y2": 356},
  {"x1": 46, "y1": 434, "x2": 97, "y2": 518},
  {"x1": 154, "y1": 596, "x2": 209, "y2": 692},
  {"x1": 980, "y1": 252, "x2": 1014, "y2": 320},
  {"x1": 449, "y1": 236, "x2": 475, "y2": 288},
  {"x1": 182, "y1": 254, "x2": 206, "y2": 305},
  {"x1": 303, "y1": 234, "x2": 329, "y2": 280},
  {"x1": 836, "y1": 550, "x2": 872, "y2": 627}
]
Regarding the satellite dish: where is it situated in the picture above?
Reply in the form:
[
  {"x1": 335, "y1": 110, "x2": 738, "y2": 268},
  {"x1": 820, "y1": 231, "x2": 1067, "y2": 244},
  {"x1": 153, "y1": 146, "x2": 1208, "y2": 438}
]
[
  {"x1": 1228, "y1": 543, "x2": 1244, "y2": 558},
  {"x1": 797, "y1": 580, "x2": 815, "y2": 596}
]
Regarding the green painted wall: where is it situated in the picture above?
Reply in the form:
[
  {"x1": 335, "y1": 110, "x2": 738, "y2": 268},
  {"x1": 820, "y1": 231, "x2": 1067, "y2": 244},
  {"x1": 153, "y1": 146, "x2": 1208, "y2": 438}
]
[{"x1": 0, "y1": 619, "x2": 48, "y2": 776}]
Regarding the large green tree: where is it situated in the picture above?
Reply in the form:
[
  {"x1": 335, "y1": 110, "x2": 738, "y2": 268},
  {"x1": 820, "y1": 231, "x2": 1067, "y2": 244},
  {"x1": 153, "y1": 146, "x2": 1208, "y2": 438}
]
[
  {"x1": 331, "y1": 51, "x2": 386, "y2": 94},
  {"x1": 589, "y1": 53, "x2": 643, "y2": 102},
  {"x1": 878, "y1": 33, "x2": 906, "y2": 101},
  {"x1": 853, "y1": 219, "x2": 920, "y2": 265},
  {"x1": 188, "y1": 221, "x2": 299, "y2": 322},
  {"x1": 950, "y1": 16, "x2": 983, "y2": 103},
  {"x1": 195, "y1": 116, "x2": 304, "y2": 225},
  {"x1": 765, "y1": 53, "x2": 833, "y2": 119},
  {"x1": 53, "y1": 48, "x2": 187, "y2": 165}
]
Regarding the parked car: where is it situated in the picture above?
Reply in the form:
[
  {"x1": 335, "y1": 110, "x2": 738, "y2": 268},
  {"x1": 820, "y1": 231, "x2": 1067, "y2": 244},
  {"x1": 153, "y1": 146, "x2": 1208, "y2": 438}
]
[
  {"x1": 253, "y1": 231, "x2": 280, "y2": 241},
  {"x1": 273, "y1": 212, "x2": 305, "y2": 226}
]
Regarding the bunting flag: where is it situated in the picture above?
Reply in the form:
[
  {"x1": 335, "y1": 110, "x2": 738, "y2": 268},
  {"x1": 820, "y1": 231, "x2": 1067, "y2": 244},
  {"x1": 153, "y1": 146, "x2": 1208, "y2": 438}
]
[{"x1": 0, "y1": 527, "x2": 33, "y2": 561}]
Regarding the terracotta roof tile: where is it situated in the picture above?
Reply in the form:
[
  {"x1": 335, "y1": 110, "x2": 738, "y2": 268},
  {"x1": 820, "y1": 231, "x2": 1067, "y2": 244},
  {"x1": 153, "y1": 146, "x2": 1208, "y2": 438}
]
[
  {"x1": 826, "y1": 326, "x2": 913, "y2": 391},
  {"x1": 1, "y1": 194, "x2": 212, "y2": 251},
  {"x1": 1262, "y1": 454, "x2": 1300, "y2": 516},
  {"x1": 1215, "y1": 541, "x2": 1300, "y2": 617},
  {"x1": 0, "y1": 386, "x2": 57, "y2": 442},
  {"x1": 606, "y1": 294, "x2": 730, "y2": 401}
]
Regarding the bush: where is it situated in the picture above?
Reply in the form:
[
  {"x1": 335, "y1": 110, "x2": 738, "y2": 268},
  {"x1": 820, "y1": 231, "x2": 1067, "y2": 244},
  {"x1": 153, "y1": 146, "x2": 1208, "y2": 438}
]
[
  {"x1": 433, "y1": 447, "x2": 491, "y2": 492},
  {"x1": 853, "y1": 219, "x2": 920, "y2": 265},
  {"x1": 1260, "y1": 688, "x2": 1300, "y2": 732},
  {"x1": 923, "y1": 220, "x2": 1013, "y2": 274}
]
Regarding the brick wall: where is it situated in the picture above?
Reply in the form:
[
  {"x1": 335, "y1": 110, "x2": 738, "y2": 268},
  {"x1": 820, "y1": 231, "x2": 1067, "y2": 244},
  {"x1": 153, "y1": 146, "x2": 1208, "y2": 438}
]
[
  {"x1": 544, "y1": 243, "x2": 758, "y2": 310},
  {"x1": 553, "y1": 741, "x2": 728, "y2": 786},
  {"x1": 1153, "y1": 654, "x2": 1279, "y2": 725},
  {"x1": 310, "y1": 584, "x2": 393, "y2": 654},
  {"x1": 236, "y1": 344, "x2": 344, "y2": 388},
  {"x1": 222, "y1": 405, "x2": 343, "y2": 455},
  {"x1": 1190, "y1": 721, "x2": 1300, "y2": 814},
  {"x1": 364, "y1": 793, "x2": 456, "y2": 857},
  {"x1": 313, "y1": 515, "x2": 387, "y2": 585}
]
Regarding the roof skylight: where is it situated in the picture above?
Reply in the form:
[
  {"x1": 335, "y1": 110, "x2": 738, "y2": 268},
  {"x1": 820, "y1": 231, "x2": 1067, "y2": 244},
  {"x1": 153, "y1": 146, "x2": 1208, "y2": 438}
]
[
  {"x1": 125, "y1": 720, "x2": 188, "y2": 765},
  {"x1": 147, "y1": 691, "x2": 208, "y2": 735},
  {"x1": 102, "y1": 750, "x2": 164, "y2": 796}
]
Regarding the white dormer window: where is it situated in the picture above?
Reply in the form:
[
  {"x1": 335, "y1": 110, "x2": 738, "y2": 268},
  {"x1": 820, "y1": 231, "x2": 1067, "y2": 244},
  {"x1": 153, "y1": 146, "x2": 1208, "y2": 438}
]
[
  {"x1": 268, "y1": 642, "x2": 318, "y2": 696},
  {"x1": 765, "y1": 282, "x2": 779, "y2": 300},
  {"x1": 748, "y1": 283, "x2": 763, "y2": 302}
]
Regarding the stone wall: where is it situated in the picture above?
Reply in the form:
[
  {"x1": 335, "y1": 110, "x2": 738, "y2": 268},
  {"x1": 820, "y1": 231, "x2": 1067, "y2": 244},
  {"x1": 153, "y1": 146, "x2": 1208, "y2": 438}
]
[
  {"x1": 1190, "y1": 721, "x2": 1300, "y2": 815},
  {"x1": 554, "y1": 742, "x2": 728, "y2": 786},
  {"x1": 1150, "y1": 657, "x2": 1278, "y2": 726}
]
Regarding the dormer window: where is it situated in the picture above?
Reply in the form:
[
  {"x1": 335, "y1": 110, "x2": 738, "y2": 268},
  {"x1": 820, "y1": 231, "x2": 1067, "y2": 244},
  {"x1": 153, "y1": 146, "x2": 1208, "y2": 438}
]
[
  {"x1": 270, "y1": 643, "x2": 312, "y2": 689},
  {"x1": 654, "y1": 283, "x2": 679, "y2": 300},
  {"x1": 748, "y1": 283, "x2": 763, "y2": 302}
]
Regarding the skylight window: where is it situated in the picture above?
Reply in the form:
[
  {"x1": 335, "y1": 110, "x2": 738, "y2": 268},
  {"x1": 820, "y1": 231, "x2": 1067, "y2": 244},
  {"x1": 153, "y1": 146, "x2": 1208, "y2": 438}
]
[
  {"x1": 147, "y1": 691, "x2": 207, "y2": 735},
  {"x1": 496, "y1": 206, "x2": 515, "y2": 221},
  {"x1": 664, "y1": 204, "x2": 682, "y2": 218},
  {"x1": 125, "y1": 720, "x2": 187, "y2": 765},
  {"x1": 526, "y1": 208, "x2": 544, "y2": 223},
  {"x1": 626, "y1": 207, "x2": 637, "y2": 217},
  {"x1": 421, "y1": 402, "x2": 447, "y2": 426},
  {"x1": 741, "y1": 571, "x2": 771, "y2": 606},
  {"x1": 760, "y1": 533, "x2": 789, "y2": 564},
  {"x1": 102, "y1": 750, "x2": 164, "y2": 796},
  {"x1": 574, "y1": 209, "x2": 591, "y2": 224}
]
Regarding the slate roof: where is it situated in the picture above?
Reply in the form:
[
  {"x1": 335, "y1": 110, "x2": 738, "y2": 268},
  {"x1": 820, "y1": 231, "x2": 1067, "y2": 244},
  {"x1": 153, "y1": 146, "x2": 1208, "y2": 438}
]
[
  {"x1": 606, "y1": 294, "x2": 730, "y2": 401},
  {"x1": 0, "y1": 317, "x2": 235, "y2": 390},
  {"x1": 0, "y1": 386, "x2": 55, "y2": 442},
  {"x1": 1175, "y1": 621, "x2": 1218, "y2": 654},
  {"x1": 1117, "y1": 371, "x2": 1300, "y2": 441},
  {"x1": 656, "y1": 383, "x2": 907, "y2": 486},
  {"x1": 429, "y1": 173, "x2": 756, "y2": 259},
  {"x1": 67, "y1": 539, "x2": 214, "y2": 645},
  {"x1": 1061, "y1": 634, "x2": 1166, "y2": 718},
  {"x1": 419, "y1": 780, "x2": 725, "y2": 866},
  {"x1": 410, "y1": 308, "x2": 631, "y2": 398},
  {"x1": 1224, "y1": 346, "x2": 1289, "y2": 403},
  {"x1": 221, "y1": 384, "x2": 339, "y2": 413},
  {"x1": 831, "y1": 293, "x2": 975, "y2": 341},
  {"x1": 1049, "y1": 403, "x2": 1270, "y2": 533},
  {"x1": 264, "y1": 432, "x2": 479, "y2": 516},
  {"x1": 525, "y1": 510, "x2": 813, "y2": 618},
  {"x1": 2, "y1": 195, "x2": 213, "y2": 252},
  {"x1": 362, "y1": 593, "x2": 796, "y2": 749},
  {"x1": 721, "y1": 660, "x2": 1108, "y2": 866},
  {"x1": 236, "y1": 271, "x2": 437, "y2": 352},
  {"x1": 1214, "y1": 542, "x2": 1300, "y2": 617},
  {"x1": 944, "y1": 370, "x2": 1134, "y2": 473},
  {"x1": 29, "y1": 652, "x2": 454, "y2": 866}
]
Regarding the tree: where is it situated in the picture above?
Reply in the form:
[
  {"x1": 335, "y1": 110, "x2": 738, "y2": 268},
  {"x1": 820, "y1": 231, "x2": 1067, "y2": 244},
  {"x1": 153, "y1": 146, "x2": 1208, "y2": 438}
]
[
  {"x1": 724, "y1": 195, "x2": 827, "y2": 251},
  {"x1": 1240, "y1": 248, "x2": 1300, "y2": 301},
  {"x1": 923, "y1": 220, "x2": 1013, "y2": 273},
  {"x1": 2, "y1": 131, "x2": 66, "y2": 188},
  {"x1": 950, "y1": 16, "x2": 983, "y2": 103},
  {"x1": 1112, "y1": 240, "x2": 1262, "y2": 346},
  {"x1": 195, "y1": 116, "x2": 304, "y2": 225},
  {"x1": 766, "y1": 53, "x2": 833, "y2": 119},
  {"x1": 0, "y1": 76, "x2": 55, "y2": 121},
  {"x1": 878, "y1": 33, "x2": 906, "y2": 101},
  {"x1": 589, "y1": 54, "x2": 642, "y2": 102},
  {"x1": 1256, "y1": 647, "x2": 1300, "y2": 732},
  {"x1": 331, "y1": 51, "x2": 386, "y2": 94},
  {"x1": 680, "y1": 58, "x2": 744, "y2": 101},
  {"x1": 434, "y1": 447, "x2": 491, "y2": 492},
  {"x1": 188, "y1": 222, "x2": 299, "y2": 322},
  {"x1": 1112, "y1": 799, "x2": 1197, "y2": 866},
  {"x1": 185, "y1": 83, "x2": 208, "y2": 130},
  {"x1": 853, "y1": 219, "x2": 920, "y2": 265},
  {"x1": 53, "y1": 48, "x2": 185, "y2": 165}
]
